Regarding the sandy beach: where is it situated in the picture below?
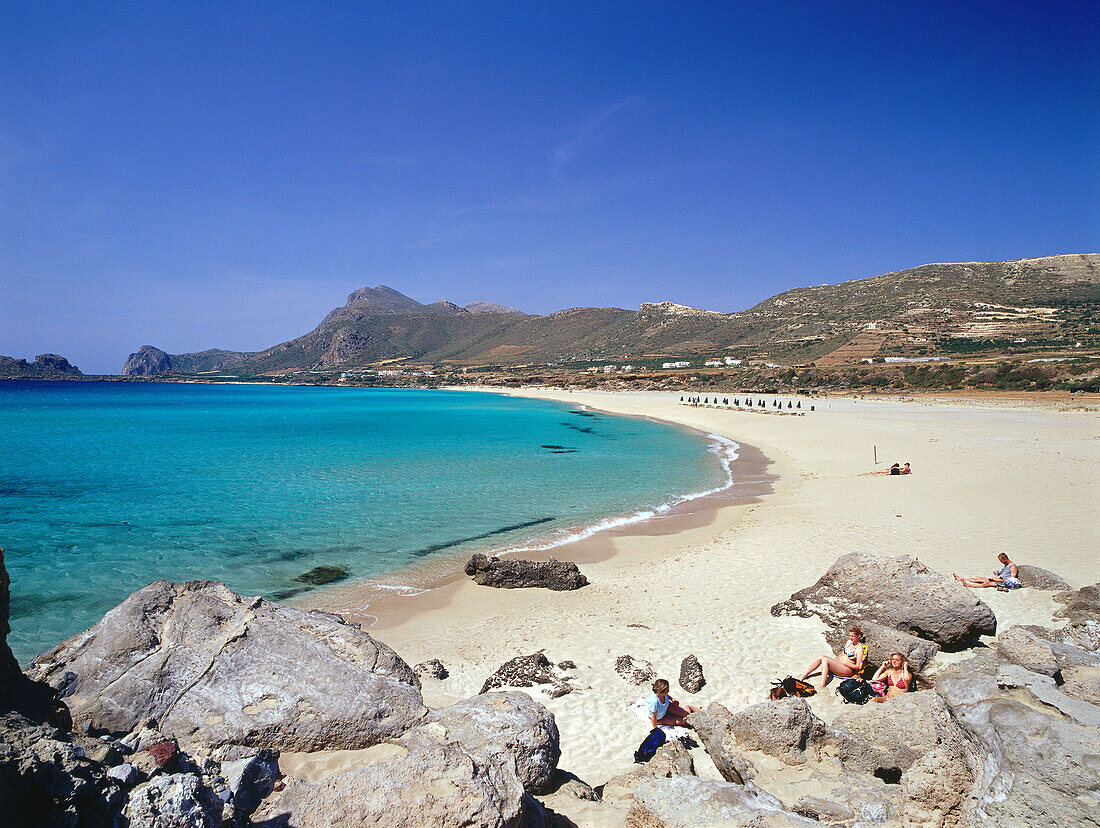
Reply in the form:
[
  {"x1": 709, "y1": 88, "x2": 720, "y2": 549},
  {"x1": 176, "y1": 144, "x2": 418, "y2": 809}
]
[{"x1": 298, "y1": 389, "x2": 1099, "y2": 819}]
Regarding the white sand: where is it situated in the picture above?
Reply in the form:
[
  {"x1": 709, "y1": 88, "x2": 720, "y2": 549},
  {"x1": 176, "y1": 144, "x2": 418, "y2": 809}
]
[{"x1": 303, "y1": 390, "x2": 1099, "y2": 813}]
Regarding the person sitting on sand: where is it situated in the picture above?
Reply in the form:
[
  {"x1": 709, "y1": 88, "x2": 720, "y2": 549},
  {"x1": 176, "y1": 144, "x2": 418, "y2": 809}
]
[
  {"x1": 954, "y1": 552, "x2": 1021, "y2": 589},
  {"x1": 870, "y1": 652, "x2": 912, "y2": 702},
  {"x1": 648, "y1": 679, "x2": 701, "y2": 728},
  {"x1": 800, "y1": 626, "x2": 867, "y2": 688}
]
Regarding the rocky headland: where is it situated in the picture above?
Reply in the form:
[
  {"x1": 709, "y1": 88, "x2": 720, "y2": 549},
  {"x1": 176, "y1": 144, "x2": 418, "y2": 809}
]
[{"x1": 3, "y1": 543, "x2": 1098, "y2": 826}]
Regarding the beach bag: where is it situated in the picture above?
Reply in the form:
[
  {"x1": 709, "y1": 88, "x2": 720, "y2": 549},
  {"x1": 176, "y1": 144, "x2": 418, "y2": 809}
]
[
  {"x1": 837, "y1": 677, "x2": 873, "y2": 704},
  {"x1": 633, "y1": 727, "x2": 667, "y2": 763},
  {"x1": 770, "y1": 676, "x2": 816, "y2": 699}
]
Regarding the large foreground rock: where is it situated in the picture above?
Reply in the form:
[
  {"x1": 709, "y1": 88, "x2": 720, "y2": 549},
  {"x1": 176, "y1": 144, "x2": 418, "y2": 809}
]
[
  {"x1": 628, "y1": 776, "x2": 810, "y2": 827},
  {"x1": 689, "y1": 698, "x2": 830, "y2": 771},
  {"x1": 465, "y1": 554, "x2": 588, "y2": 590},
  {"x1": 409, "y1": 691, "x2": 560, "y2": 794},
  {"x1": 126, "y1": 772, "x2": 223, "y2": 828},
  {"x1": 772, "y1": 552, "x2": 996, "y2": 648},
  {"x1": 27, "y1": 580, "x2": 427, "y2": 751},
  {"x1": 252, "y1": 740, "x2": 541, "y2": 828}
]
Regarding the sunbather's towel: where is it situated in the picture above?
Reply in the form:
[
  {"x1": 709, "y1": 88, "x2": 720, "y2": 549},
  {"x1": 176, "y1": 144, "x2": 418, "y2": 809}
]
[{"x1": 627, "y1": 697, "x2": 692, "y2": 743}]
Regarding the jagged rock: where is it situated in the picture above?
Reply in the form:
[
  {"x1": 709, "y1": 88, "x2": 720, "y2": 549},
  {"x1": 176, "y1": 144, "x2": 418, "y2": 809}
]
[
  {"x1": 126, "y1": 772, "x2": 223, "y2": 828},
  {"x1": 831, "y1": 691, "x2": 943, "y2": 775},
  {"x1": 825, "y1": 620, "x2": 940, "y2": 674},
  {"x1": 934, "y1": 649, "x2": 1100, "y2": 826},
  {"x1": 793, "y1": 796, "x2": 855, "y2": 823},
  {"x1": 901, "y1": 738, "x2": 976, "y2": 828},
  {"x1": 997, "y1": 626, "x2": 1061, "y2": 678},
  {"x1": 409, "y1": 691, "x2": 561, "y2": 794},
  {"x1": 107, "y1": 762, "x2": 141, "y2": 786},
  {"x1": 690, "y1": 698, "x2": 830, "y2": 767},
  {"x1": 464, "y1": 554, "x2": 588, "y2": 591},
  {"x1": 557, "y1": 660, "x2": 576, "y2": 670},
  {"x1": 547, "y1": 769, "x2": 599, "y2": 801},
  {"x1": 121, "y1": 345, "x2": 172, "y2": 376},
  {"x1": 627, "y1": 776, "x2": 811, "y2": 827},
  {"x1": 251, "y1": 740, "x2": 540, "y2": 828},
  {"x1": 601, "y1": 740, "x2": 695, "y2": 802},
  {"x1": 614, "y1": 655, "x2": 656, "y2": 686},
  {"x1": 771, "y1": 552, "x2": 996, "y2": 648},
  {"x1": 318, "y1": 327, "x2": 372, "y2": 367},
  {"x1": 480, "y1": 652, "x2": 560, "y2": 695},
  {"x1": 684, "y1": 704, "x2": 754, "y2": 785},
  {"x1": 27, "y1": 580, "x2": 426, "y2": 751},
  {"x1": 414, "y1": 658, "x2": 449, "y2": 680},
  {"x1": 1060, "y1": 667, "x2": 1100, "y2": 706},
  {"x1": 678, "y1": 654, "x2": 705, "y2": 693},
  {"x1": 1054, "y1": 582, "x2": 1100, "y2": 626},
  {"x1": 32, "y1": 353, "x2": 81, "y2": 374},
  {"x1": 221, "y1": 752, "x2": 280, "y2": 814},
  {"x1": 995, "y1": 663, "x2": 1100, "y2": 727},
  {"x1": 1016, "y1": 565, "x2": 1071, "y2": 591}
]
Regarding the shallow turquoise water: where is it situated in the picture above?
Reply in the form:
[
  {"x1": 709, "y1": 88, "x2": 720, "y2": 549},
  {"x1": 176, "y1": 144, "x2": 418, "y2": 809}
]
[{"x1": 0, "y1": 382, "x2": 731, "y2": 663}]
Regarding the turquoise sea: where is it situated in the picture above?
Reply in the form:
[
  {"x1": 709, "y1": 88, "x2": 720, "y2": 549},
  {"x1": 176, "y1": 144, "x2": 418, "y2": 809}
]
[{"x1": 0, "y1": 382, "x2": 736, "y2": 664}]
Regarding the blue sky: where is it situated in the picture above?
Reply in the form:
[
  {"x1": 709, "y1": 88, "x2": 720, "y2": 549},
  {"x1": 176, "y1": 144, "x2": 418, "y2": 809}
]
[{"x1": 2, "y1": 2, "x2": 1097, "y2": 373}]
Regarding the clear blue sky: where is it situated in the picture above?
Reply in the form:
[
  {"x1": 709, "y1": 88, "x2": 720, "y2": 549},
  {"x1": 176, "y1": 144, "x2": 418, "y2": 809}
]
[{"x1": 3, "y1": 2, "x2": 1097, "y2": 373}]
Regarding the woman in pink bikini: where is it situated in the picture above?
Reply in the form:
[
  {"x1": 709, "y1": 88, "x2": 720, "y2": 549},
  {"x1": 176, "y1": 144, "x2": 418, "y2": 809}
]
[{"x1": 870, "y1": 652, "x2": 911, "y2": 701}]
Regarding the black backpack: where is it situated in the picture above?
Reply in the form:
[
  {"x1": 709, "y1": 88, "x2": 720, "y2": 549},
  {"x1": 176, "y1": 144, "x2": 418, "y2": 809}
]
[
  {"x1": 837, "y1": 677, "x2": 873, "y2": 704},
  {"x1": 633, "y1": 727, "x2": 667, "y2": 763}
]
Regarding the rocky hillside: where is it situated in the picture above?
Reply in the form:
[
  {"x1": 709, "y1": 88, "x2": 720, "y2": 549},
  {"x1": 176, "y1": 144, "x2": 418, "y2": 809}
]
[
  {"x1": 120, "y1": 255, "x2": 1099, "y2": 376},
  {"x1": 0, "y1": 353, "x2": 83, "y2": 379}
]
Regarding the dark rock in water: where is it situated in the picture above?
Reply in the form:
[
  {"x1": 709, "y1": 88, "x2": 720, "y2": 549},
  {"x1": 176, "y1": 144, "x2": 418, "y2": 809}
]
[
  {"x1": 121, "y1": 345, "x2": 172, "y2": 376},
  {"x1": 678, "y1": 654, "x2": 705, "y2": 693},
  {"x1": 480, "y1": 652, "x2": 559, "y2": 695},
  {"x1": 825, "y1": 621, "x2": 940, "y2": 674},
  {"x1": 1016, "y1": 565, "x2": 1071, "y2": 591},
  {"x1": 464, "y1": 553, "x2": 588, "y2": 591},
  {"x1": 414, "y1": 659, "x2": 449, "y2": 680},
  {"x1": 772, "y1": 552, "x2": 997, "y2": 648},
  {"x1": 26, "y1": 579, "x2": 426, "y2": 752},
  {"x1": 295, "y1": 565, "x2": 351, "y2": 586},
  {"x1": 614, "y1": 654, "x2": 655, "y2": 686}
]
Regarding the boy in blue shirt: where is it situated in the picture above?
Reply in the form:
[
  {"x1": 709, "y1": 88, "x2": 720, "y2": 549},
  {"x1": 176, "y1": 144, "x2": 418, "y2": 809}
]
[{"x1": 648, "y1": 678, "x2": 701, "y2": 729}]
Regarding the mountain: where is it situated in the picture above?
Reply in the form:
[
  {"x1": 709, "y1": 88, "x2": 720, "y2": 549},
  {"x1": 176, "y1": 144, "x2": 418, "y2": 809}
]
[
  {"x1": 120, "y1": 255, "x2": 1099, "y2": 375},
  {"x1": 464, "y1": 302, "x2": 525, "y2": 315},
  {"x1": 0, "y1": 353, "x2": 83, "y2": 379}
]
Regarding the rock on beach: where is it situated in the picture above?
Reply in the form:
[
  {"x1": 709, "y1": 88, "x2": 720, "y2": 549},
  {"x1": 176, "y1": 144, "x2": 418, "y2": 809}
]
[{"x1": 464, "y1": 553, "x2": 589, "y2": 590}]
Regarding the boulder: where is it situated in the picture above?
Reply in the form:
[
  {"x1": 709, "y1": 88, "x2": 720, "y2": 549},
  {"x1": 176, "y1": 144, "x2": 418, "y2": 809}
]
[
  {"x1": 480, "y1": 652, "x2": 564, "y2": 696},
  {"x1": 464, "y1": 554, "x2": 588, "y2": 591},
  {"x1": 688, "y1": 698, "x2": 830, "y2": 772},
  {"x1": 627, "y1": 776, "x2": 811, "y2": 828},
  {"x1": 678, "y1": 654, "x2": 705, "y2": 693},
  {"x1": 684, "y1": 704, "x2": 754, "y2": 785},
  {"x1": 1054, "y1": 582, "x2": 1100, "y2": 626},
  {"x1": 831, "y1": 691, "x2": 943, "y2": 775},
  {"x1": 251, "y1": 740, "x2": 539, "y2": 828},
  {"x1": 1016, "y1": 565, "x2": 1071, "y2": 591},
  {"x1": 414, "y1": 658, "x2": 449, "y2": 680},
  {"x1": 825, "y1": 620, "x2": 939, "y2": 674},
  {"x1": 410, "y1": 691, "x2": 560, "y2": 794},
  {"x1": 546, "y1": 769, "x2": 599, "y2": 801},
  {"x1": 125, "y1": 772, "x2": 223, "y2": 828},
  {"x1": 997, "y1": 626, "x2": 1061, "y2": 678},
  {"x1": 27, "y1": 580, "x2": 426, "y2": 752},
  {"x1": 107, "y1": 762, "x2": 141, "y2": 786},
  {"x1": 221, "y1": 752, "x2": 280, "y2": 814},
  {"x1": 1060, "y1": 667, "x2": 1100, "y2": 706},
  {"x1": 600, "y1": 740, "x2": 695, "y2": 802},
  {"x1": 771, "y1": 552, "x2": 996, "y2": 648},
  {"x1": 614, "y1": 654, "x2": 656, "y2": 686}
]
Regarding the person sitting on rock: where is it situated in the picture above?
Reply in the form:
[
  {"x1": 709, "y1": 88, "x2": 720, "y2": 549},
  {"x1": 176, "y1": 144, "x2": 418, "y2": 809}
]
[
  {"x1": 648, "y1": 679, "x2": 700, "y2": 728},
  {"x1": 800, "y1": 626, "x2": 867, "y2": 688},
  {"x1": 869, "y1": 652, "x2": 912, "y2": 701},
  {"x1": 954, "y1": 552, "x2": 1021, "y2": 590}
]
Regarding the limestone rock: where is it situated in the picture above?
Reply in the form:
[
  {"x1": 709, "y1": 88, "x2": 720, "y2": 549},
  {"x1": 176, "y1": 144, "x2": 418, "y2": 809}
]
[
  {"x1": 126, "y1": 772, "x2": 223, "y2": 828},
  {"x1": 33, "y1": 353, "x2": 81, "y2": 374},
  {"x1": 825, "y1": 620, "x2": 939, "y2": 674},
  {"x1": 121, "y1": 345, "x2": 172, "y2": 376},
  {"x1": 221, "y1": 752, "x2": 280, "y2": 814},
  {"x1": 678, "y1": 654, "x2": 705, "y2": 693},
  {"x1": 107, "y1": 762, "x2": 141, "y2": 786},
  {"x1": 601, "y1": 741, "x2": 695, "y2": 802},
  {"x1": 615, "y1": 654, "x2": 656, "y2": 686},
  {"x1": 251, "y1": 740, "x2": 538, "y2": 828},
  {"x1": 771, "y1": 552, "x2": 997, "y2": 648},
  {"x1": 691, "y1": 697, "x2": 830, "y2": 766},
  {"x1": 464, "y1": 554, "x2": 588, "y2": 591},
  {"x1": 547, "y1": 769, "x2": 599, "y2": 801},
  {"x1": 1054, "y1": 582, "x2": 1100, "y2": 626},
  {"x1": 684, "y1": 704, "x2": 754, "y2": 785},
  {"x1": 997, "y1": 626, "x2": 1061, "y2": 678},
  {"x1": 27, "y1": 580, "x2": 426, "y2": 751},
  {"x1": 1016, "y1": 564, "x2": 1071, "y2": 591},
  {"x1": 411, "y1": 691, "x2": 561, "y2": 794},
  {"x1": 414, "y1": 658, "x2": 449, "y2": 680},
  {"x1": 831, "y1": 690, "x2": 943, "y2": 775},
  {"x1": 793, "y1": 796, "x2": 855, "y2": 823},
  {"x1": 627, "y1": 776, "x2": 811, "y2": 828},
  {"x1": 480, "y1": 652, "x2": 562, "y2": 695}
]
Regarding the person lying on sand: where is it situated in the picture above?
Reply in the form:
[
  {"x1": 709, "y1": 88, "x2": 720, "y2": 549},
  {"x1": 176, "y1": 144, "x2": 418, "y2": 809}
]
[
  {"x1": 954, "y1": 552, "x2": 1021, "y2": 589},
  {"x1": 869, "y1": 652, "x2": 911, "y2": 702},
  {"x1": 872, "y1": 462, "x2": 911, "y2": 475},
  {"x1": 648, "y1": 679, "x2": 701, "y2": 728},
  {"x1": 801, "y1": 626, "x2": 867, "y2": 688}
]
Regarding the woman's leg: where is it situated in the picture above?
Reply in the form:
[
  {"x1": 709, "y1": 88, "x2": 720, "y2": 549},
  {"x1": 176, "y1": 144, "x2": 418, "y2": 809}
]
[{"x1": 801, "y1": 656, "x2": 824, "y2": 681}]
